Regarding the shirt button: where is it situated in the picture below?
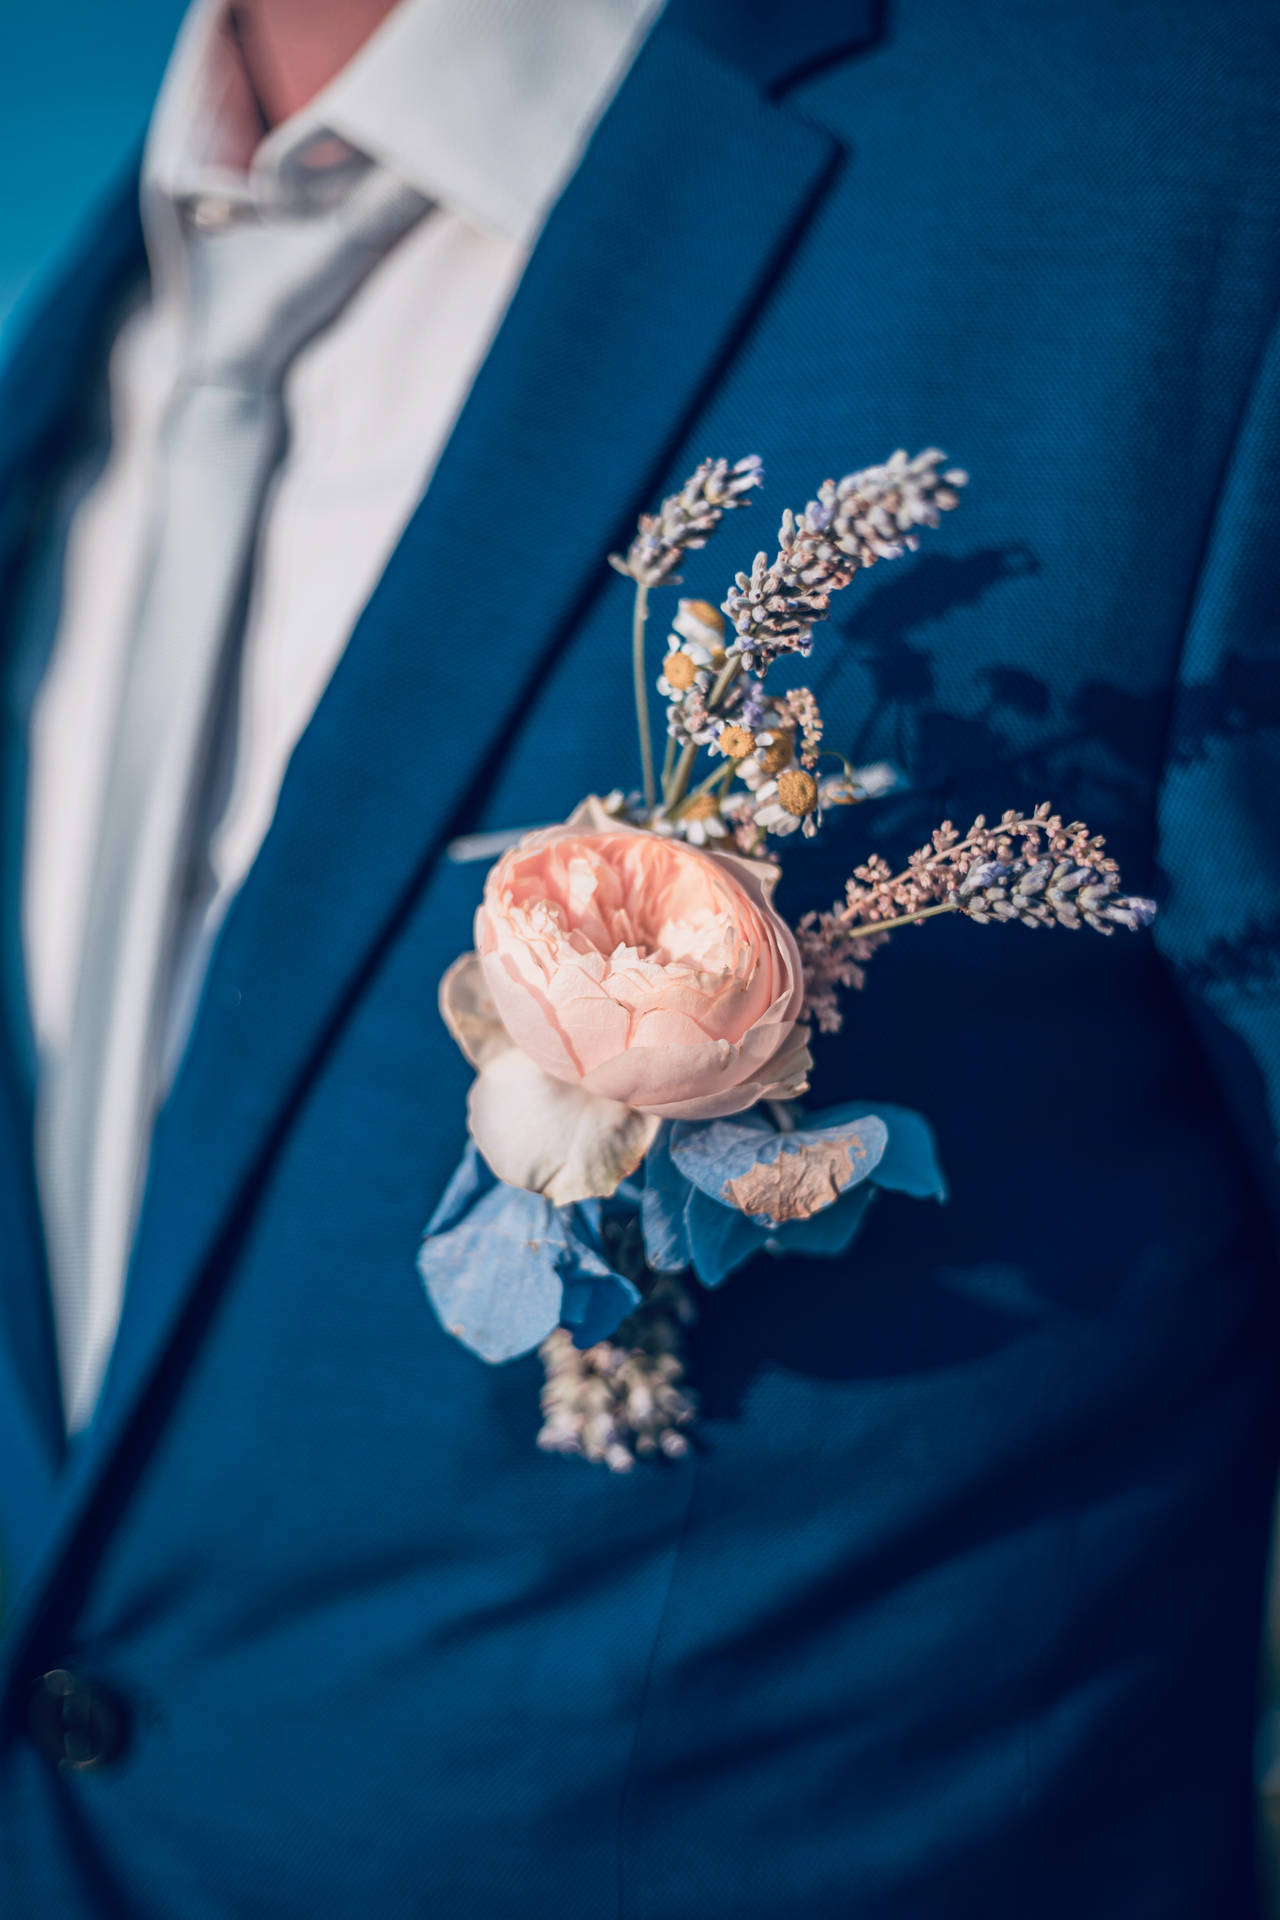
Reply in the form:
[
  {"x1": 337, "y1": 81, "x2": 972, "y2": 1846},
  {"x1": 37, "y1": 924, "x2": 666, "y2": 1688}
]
[
  {"x1": 190, "y1": 195, "x2": 234, "y2": 231},
  {"x1": 25, "y1": 1669, "x2": 131, "y2": 1772}
]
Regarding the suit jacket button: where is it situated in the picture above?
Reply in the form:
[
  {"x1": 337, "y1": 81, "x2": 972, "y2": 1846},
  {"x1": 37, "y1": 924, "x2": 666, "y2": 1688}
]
[{"x1": 25, "y1": 1668, "x2": 130, "y2": 1771}]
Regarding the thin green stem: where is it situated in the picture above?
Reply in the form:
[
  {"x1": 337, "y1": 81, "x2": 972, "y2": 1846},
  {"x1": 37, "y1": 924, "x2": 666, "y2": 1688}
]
[
  {"x1": 847, "y1": 901, "x2": 959, "y2": 940},
  {"x1": 664, "y1": 656, "x2": 744, "y2": 811},
  {"x1": 632, "y1": 580, "x2": 655, "y2": 814},
  {"x1": 667, "y1": 739, "x2": 700, "y2": 811},
  {"x1": 661, "y1": 731, "x2": 677, "y2": 795},
  {"x1": 668, "y1": 758, "x2": 736, "y2": 821}
]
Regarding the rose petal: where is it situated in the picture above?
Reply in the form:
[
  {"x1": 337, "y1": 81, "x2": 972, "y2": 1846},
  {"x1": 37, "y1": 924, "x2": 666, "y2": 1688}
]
[
  {"x1": 438, "y1": 953, "x2": 513, "y2": 1070},
  {"x1": 479, "y1": 948, "x2": 595, "y2": 1081},
  {"x1": 468, "y1": 1047, "x2": 660, "y2": 1206},
  {"x1": 741, "y1": 1027, "x2": 814, "y2": 1106},
  {"x1": 581, "y1": 1023, "x2": 812, "y2": 1119},
  {"x1": 472, "y1": 804, "x2": 806, "y2": 1117}
]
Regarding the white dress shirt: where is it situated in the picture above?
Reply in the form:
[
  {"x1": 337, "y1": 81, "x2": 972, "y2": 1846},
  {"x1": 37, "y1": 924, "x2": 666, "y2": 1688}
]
[{"x1": 24, "y1": 0, "x2": 661, "y2": 1427}]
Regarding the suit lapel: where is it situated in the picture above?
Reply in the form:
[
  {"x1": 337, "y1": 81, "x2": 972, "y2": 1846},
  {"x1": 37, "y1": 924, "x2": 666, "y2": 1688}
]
[
  {"x1": 0, "y1": 169, "x2": 145, "y2": 506},
  {"x1": 3, "y1": 13, "x2": 862, "y2": 1657},
  {"x1": 0, "y1": 171, "x2": 147, "y2": 1605}
]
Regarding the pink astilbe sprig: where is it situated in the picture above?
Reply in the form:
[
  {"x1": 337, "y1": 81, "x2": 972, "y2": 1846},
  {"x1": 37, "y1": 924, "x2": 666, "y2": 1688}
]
[
  {"x1": 613, "y1": 454, "x2": 764, "y2": 590},
  {"x1": 797, "y1": 805, "x2": 1157, "y2": 1034},
  {"x1": 772, "y1": 686, "x2": 824, "y2": 768},
  {"x1": 723, "y1": 449, "x2": 967, "y2": 672},
  {"x1": 794, "y1": 915, "x2": 888, "y2": 1033}
]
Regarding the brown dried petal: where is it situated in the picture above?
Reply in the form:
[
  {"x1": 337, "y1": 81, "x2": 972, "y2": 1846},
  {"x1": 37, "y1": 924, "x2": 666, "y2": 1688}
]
[{"x1": 724, "y1": 1135, "x2": 872, "y2": 1221}]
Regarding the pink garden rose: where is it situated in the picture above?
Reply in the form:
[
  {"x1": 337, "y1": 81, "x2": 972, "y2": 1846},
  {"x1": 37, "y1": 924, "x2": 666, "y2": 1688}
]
[{"x1": 440, "y1": 799, "x2": 810, "y2": 1205}]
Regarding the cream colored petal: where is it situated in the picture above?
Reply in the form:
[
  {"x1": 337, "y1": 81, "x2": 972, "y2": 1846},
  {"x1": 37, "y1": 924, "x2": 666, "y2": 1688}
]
[
  {"x1": 438, "y1": 953, "x2": 513, "y2": 1070},
  {"x1": 749, "y1": 1027, "x2": 814, "y2": 1103},
  {"x1": 467, "y1": 1047, "x2": 660, "y2": 1207},
  {"x1": 564, "y1": 794, "x2": 632, "y2": 834},
  {"x1": 704, "y1": 843, "x2": 784, "y2": 905}
]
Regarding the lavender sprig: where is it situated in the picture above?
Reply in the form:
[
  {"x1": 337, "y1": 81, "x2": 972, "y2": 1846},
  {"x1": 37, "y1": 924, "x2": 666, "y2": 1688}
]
[
  {"x1": 797, "y1": 806, "x2": 1156, "y2": 1034},
  {"x1": 723, "y1": 449, "x2": 966, "y2": 672},
  {"x1": 613, "y1": 455, "x2": 764, "y2": 590},
  {"x1": 612, "y1": 455, "x2": 763, "y2": 810},
  {"x1": 660, "y1": 450, "x2": 965, "y2": 823},
  {"x1": 952, "y1": 855, "x2": 1157, "y2": 932}
]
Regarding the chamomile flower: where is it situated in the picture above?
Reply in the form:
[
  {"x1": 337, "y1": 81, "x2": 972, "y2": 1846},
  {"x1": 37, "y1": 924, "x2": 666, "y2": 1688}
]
[
  {"x1": 678, "y1": 793, "x2": 730, "y2": 846},
  {"x1": 650, "y1": 795, "x2": 729, "y2": 847},
  {"x1": 656, "y1": 648, "x2": 707, "y2": 701},
  {"x1": 671, "y1": 598, "x2": 728, "y2": 665},
  {"x1": 753, "y1": 768, "x2": 822, "y2": 838},
  {"x1": 737, "y1": 726, "x2": 795, "y2": 791},
  {"x1": 710, "y1": 721, "x2": 755, "y2": 762}
]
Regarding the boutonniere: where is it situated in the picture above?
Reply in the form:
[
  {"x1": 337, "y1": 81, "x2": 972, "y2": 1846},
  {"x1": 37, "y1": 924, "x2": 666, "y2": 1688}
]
[{"x1": 418, "y1": 451, "x2": 1155, "y2": 1469}]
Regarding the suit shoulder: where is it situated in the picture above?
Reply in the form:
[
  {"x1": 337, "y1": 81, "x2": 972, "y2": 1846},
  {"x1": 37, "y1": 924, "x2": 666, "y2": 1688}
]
[{"x1": 800, "y1": 0, "x2": 1280, "y2": 211}]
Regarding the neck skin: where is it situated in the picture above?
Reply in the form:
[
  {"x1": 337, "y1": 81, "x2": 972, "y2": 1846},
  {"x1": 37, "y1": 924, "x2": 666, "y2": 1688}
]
[{"x1": 218, "y1": 0, "x2": 404, "y2": 161}]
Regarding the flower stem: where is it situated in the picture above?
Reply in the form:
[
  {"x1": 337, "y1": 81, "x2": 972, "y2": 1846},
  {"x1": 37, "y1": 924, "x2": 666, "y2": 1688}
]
[
  {"x1": 632, "y1": 580, "x2": 656, "y2": 814},
  {"x1": 666, "y1": 741, "x2": 699, "y2": 813},
  {"x1": 664, "y1": 656, "x2": 743, "y2": 810},
  {"x1": 848, "y1": 901, "x2": 959, "y2": 940},
  {"x1": 668, "y1": 758, "x2": 736, "y2": 822}
]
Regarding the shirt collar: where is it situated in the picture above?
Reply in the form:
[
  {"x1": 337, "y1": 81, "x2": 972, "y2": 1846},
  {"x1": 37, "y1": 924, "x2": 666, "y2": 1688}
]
[{"x1": 146, "y1": 0, "x2": 664, "y2": 246}]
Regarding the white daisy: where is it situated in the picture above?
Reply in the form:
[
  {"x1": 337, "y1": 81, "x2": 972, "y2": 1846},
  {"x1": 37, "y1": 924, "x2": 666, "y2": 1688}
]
[
  {"x1": 672, "y1": 598, "x2": 728, "y2": 660},
  {"x1": 737, "y1": 727, "x2": 795, "y2": 792},
  {"x1": 753, "y1": 768, "x2": 821, "y2": 839}
]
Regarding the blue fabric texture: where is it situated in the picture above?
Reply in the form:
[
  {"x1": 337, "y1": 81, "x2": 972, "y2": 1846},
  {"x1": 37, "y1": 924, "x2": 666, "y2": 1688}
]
[{"x1": 0, "y1": 2, "x2": 1278, "y2": 1913}]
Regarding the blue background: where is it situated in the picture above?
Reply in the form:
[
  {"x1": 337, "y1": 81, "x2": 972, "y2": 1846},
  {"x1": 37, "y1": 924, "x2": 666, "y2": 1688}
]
[{"x1": 0, "y1": 2, "x2": 183, "y2": 344}]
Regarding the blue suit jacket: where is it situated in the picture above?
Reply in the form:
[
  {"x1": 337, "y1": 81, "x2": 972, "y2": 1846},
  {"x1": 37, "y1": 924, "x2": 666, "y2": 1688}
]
[{"x1": 1, "y1": 2, "x2": 1278, "y2": 1912}]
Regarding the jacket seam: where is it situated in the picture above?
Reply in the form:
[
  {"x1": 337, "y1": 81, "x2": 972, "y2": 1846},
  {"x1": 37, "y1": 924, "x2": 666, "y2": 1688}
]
[{"x1": 615, "y1": 1451, "x2": 703, "y2": 1920}]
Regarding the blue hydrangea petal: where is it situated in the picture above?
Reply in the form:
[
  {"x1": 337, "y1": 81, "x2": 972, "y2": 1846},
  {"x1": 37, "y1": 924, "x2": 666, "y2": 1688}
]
[
  {"x1": 560, "y1": 1268, "x2": 642, "y2": 1349},
  {"x1": 418, "y1": 1175, "x2": 568, "y2": 1363},
  {"x1": 557, "y1": 1199, "x2": 644, "y2": 1348},
  {"x1": 420, "y1": 1148, "x2": 646, "y2": 1362},
  {"x1": 424, "y1": 1140, "x2": 494, "y2": 1235},
  {"x1": 809, "y1": 1101, "x2": 947, "y2": 1201},
  {"x1": 641, "y1": 1124, "x2": 694, "y2": 1273},
  {"x1": 764, "y1": 1182, "x2": 878, "y2": 1259},
  {"x1": 685, "y1": 1185, "x2": 765, "y2": 1288},
  {"x1": 418, "y1": 1102, "x2": 945, "y2": 1332},
  {"x1": 669, "y1": 1109, "x2": 888, "y2": 1228}
]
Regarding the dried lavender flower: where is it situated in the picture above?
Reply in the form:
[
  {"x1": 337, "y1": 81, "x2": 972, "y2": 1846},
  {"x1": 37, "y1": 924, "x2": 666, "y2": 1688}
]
[
  {"x1": 840, "y1": 807, "x2": 1127, "y2": 927},
  {"x1": 537, "y1": 1274, "x2": 698, "y2": 1471},
  {"x1": 614, "y1": 455, "x2": 764, "y2": 589},
  {"x1": 799, "y1": 804, "x2": 1155, "y2": 1034},
  {"x1": 953, "y1": 855, "x2": 1157, "y2": 932},
  {"x1": 723, "y1": 448, "x2": 966, "y2": 671}
]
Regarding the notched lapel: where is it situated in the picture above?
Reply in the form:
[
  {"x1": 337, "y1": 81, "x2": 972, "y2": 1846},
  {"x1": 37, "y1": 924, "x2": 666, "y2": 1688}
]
[
  {"x1": 6, "y1": 18, "x2": 852, "y2": 1658},
  {"x1": 0, "y1": 167, "x2": 145, "y2": 508},
  {"x1": 0, "y1": 169, "x2": 148, "y2": 1609}
]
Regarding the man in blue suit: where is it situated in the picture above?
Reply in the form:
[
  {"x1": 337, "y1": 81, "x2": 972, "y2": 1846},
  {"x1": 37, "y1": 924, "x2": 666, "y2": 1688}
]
[{"x1": 1, "y1": 0, "x2": 1277, "y2": 1912}]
